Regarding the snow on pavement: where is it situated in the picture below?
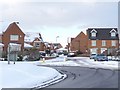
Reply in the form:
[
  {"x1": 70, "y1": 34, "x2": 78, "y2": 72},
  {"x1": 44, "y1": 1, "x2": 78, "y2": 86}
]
[
  {"x1": 37, "y1": 57, "x2": 119, "y2": 70},
  {"x1": 0, "y1": 61, "x2": 66, "y2": 89}
]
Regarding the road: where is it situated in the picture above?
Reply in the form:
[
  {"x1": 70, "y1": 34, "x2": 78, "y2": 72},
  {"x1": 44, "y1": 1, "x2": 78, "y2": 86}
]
[{"x1": 43, "y1": 66, "x2": 119, "y2": 88}]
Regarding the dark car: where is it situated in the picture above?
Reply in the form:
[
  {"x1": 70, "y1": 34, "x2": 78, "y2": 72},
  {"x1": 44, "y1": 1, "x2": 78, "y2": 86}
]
[
  {"x1": 67, "y1": 52, "x2": 76, "y2": 57},
  {"x1": 94, "y1": 54, "x2": 108, "y2": 61}
]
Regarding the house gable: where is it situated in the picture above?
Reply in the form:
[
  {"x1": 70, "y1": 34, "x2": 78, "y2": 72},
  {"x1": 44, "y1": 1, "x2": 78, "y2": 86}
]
[{"x1": 3, "y1": 22, "x2": 25, "y2": 36}]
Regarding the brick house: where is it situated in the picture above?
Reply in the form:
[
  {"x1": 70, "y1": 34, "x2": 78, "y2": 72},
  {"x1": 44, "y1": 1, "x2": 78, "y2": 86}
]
[
  {"x1": 25, "y1": 32, "x2": 46, "y2": 51},
  {"x1": 25, "y1": 32, "x2": 63, "y2": 52},
  {"x1": 87, "y1": 28, "x2": 119, "y2": 54},
  {"x1": 70, "y1": 31, "x2": 88, "y2": 53},
  {"x1": 30, "y1": 37, "x2": 45, "y2": 51},
  {"x1": 2, "y1": 22, "x2": 25, "y2": 53}
]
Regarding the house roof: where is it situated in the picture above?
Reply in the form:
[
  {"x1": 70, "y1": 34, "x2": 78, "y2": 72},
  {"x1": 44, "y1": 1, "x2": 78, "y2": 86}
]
[
  {"x1": 24, "y1": 43, "x2": 33, "y2": 48},
  {"x1": 25, "y1": 32, "x2": 43, "y2": 42},
  {"x1": 87, "y1": 28, "x2": 119, "y2": 40},
  {"x1": 4, "y1": 22, "x2": 25, "y2": 35}
]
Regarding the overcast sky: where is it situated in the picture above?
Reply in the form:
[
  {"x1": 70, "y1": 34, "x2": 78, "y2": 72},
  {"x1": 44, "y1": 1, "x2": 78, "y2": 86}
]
[{"x1": 0, "y1": 0, "x2": 119, "y2": 47}]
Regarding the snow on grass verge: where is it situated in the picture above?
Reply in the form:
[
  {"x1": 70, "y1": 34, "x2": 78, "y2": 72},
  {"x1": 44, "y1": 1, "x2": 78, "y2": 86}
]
[{"x1": 0, "y1": 61, "x2": 66, "y2": 89}]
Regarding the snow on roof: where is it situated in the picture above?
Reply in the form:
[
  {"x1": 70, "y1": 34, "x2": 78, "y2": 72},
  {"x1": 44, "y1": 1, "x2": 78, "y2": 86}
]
[
  {"x1": 25, "y1": 32, "x2": 44, "y2": 42},
  {"x1": 24, "y1": 43, "x2": 33, "y2": 48},
  {"x1": 25, "y1": 32, "x2": 40, "y2": 42}
]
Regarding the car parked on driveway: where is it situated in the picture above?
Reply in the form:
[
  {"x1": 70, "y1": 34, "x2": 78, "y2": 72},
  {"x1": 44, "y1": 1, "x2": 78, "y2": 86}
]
[
  {"x1": 90, "y1": 54, "x2": 97, "y2": 59},
  {"x1": 94, "y1": 54, "x2": 108, "y2": 61}
]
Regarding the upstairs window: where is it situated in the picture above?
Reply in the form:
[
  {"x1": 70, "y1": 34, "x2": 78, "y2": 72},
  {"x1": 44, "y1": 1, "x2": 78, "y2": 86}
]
[
  {"x1": 102, "y1": 40, "x2": 106, "y2": 46},
  {"x1": 111, "y1": 32, "x2": 116, "y2": 37},
  {"x1": 10, "y1": 35, "x2": 19, "y2": 41},
  {"x1": 110, "y1": 29, "x2": 117, "y2": 37},
  {"x1": 34, "y1": 41, "x2": 41, "y2": 48},
  {"x1": 111, "y1": 40, "x2": 116, "y2": 46},
  {"x1": 91, "y1": 32, "x2": 96, "y2": 37},
  {"x1": 91, "y1": 40, "x2": 96, "y2": 46},
  {"x1": 91, "y1": 29, "x2": 97, "y2": 37}
]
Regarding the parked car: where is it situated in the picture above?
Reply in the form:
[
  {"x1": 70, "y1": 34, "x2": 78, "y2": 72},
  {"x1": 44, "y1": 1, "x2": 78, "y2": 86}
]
[
  {"x1": 52, "y1": 53, "x2": 59, "y2": 57},
  {"x1": 67, "y1": 52, "x2": 76, "y2": 57},
  {"x1": 90, "y1": 54, "x2": 97, "y2": 59},
  {"x1": 94, "y1": 54, "x2": 108, "y2": 61}
]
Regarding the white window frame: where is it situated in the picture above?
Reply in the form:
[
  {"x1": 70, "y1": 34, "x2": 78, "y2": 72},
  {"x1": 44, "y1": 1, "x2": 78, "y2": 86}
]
[
  {"x1": 90, "y1": 29, "x2": 97, "y2": 37},
  {"x1": 111, "y1": 32, "x2": 116, "y2": 37},
  {"x1": 10, "y1": 35, "x2": 19, "y2": 41},
  {"x1": 110, "y1": 29, "x2": 116, "y2": 37},
  {"x1": 102, "y1": 40, "x2": 106, "y2": 46},
  {"x1": 34, "y1": 41, "x2": 41, "y2": 48},
  {"x1": 91, "y1": 32, "x2": 96, "y2": 37},
  {"x1": 91, "y1": 40, "x2": 96, "y2": 46},
  {"x1": 111, "y1": 40, "x2": 116, "y2": 46}
]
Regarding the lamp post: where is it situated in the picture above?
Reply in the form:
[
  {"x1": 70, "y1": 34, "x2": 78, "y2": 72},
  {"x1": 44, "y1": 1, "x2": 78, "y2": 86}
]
[
  {"x1": 67, "y1": 37, "x2": 70, "y2": 53},
  {"x1": 56, "y1": 36, "x2": 59, "y2": 43},
  {"x1": 7, "y1": 44, "x2": 10, "y2": 64}
]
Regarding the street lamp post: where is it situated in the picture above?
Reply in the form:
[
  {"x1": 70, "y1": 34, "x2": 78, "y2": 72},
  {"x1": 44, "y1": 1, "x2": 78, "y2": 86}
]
[
  {"x1": 7, "y1": 44, "x2": 10, "y2": 64},
  {"x1": 67, "y1": 37, "x2": 70, "y2": 53},
  {"x1": 56, "y1": 36, "x2": 59, "y2": 43}
]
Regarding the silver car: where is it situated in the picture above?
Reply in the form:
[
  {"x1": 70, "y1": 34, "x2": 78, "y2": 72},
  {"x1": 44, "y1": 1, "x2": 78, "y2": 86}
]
[{"x1": 90, "y1": 54, "x2": 97, "y2": 59}]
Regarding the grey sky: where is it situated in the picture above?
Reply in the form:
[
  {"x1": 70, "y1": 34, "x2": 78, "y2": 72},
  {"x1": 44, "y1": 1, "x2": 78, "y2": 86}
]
[{"x1": 0, "y1": 0, "x2": 119, "y2": 47}]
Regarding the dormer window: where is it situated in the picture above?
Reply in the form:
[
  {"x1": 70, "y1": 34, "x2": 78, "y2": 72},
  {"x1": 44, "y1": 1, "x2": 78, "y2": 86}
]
[
  {"x1": 110, "y1": 29, "x2": 116, "y2": 37},
  {"x1": 111, "y1": 32, "x2": 116, "y2": 37},
  {"x1": 91, "y1": 29, "x2": 97, "y2": 37},
  {"x1": 91, "y1": 32, "x2": 96, "y2": 37}
]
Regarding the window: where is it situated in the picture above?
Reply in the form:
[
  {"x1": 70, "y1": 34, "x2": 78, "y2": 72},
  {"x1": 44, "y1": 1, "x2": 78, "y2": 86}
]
[
  {"x1": 34, "y1": 42, "x2": 40, "y2": 48},
  {"x1": 110, "y1": 29, "x2": 116, "y2": 37},
  {"x1": 91, "y1": 40, "x2": 96, "y2": 46},
  {"x1": 90, "y1": 29, "x2": 97, "y2": 37},
  {"x1": 102, "y1": 40, "x2": 106, "y2": 46},
  {"x1": 111, "y1": 32, "x2": 116, "y2": 37},
  {"x1": 10, "y1": 35, "x2": 19, "y2": 41},
  {"x1": 111, "y1": 40, "x2": 116, "y2": 46},
  {"x1": 91, "y1": 32, "x2": 96, "y2": 37}
]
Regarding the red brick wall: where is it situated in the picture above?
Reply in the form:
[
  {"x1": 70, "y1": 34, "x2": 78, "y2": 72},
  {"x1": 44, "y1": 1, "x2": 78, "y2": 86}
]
[
  {"x1": 88, "y1": 40, "x2": 119, "y2": 54},
  {"x1": 70, "y1": 32, "x2": 88, "y2": 53}
]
